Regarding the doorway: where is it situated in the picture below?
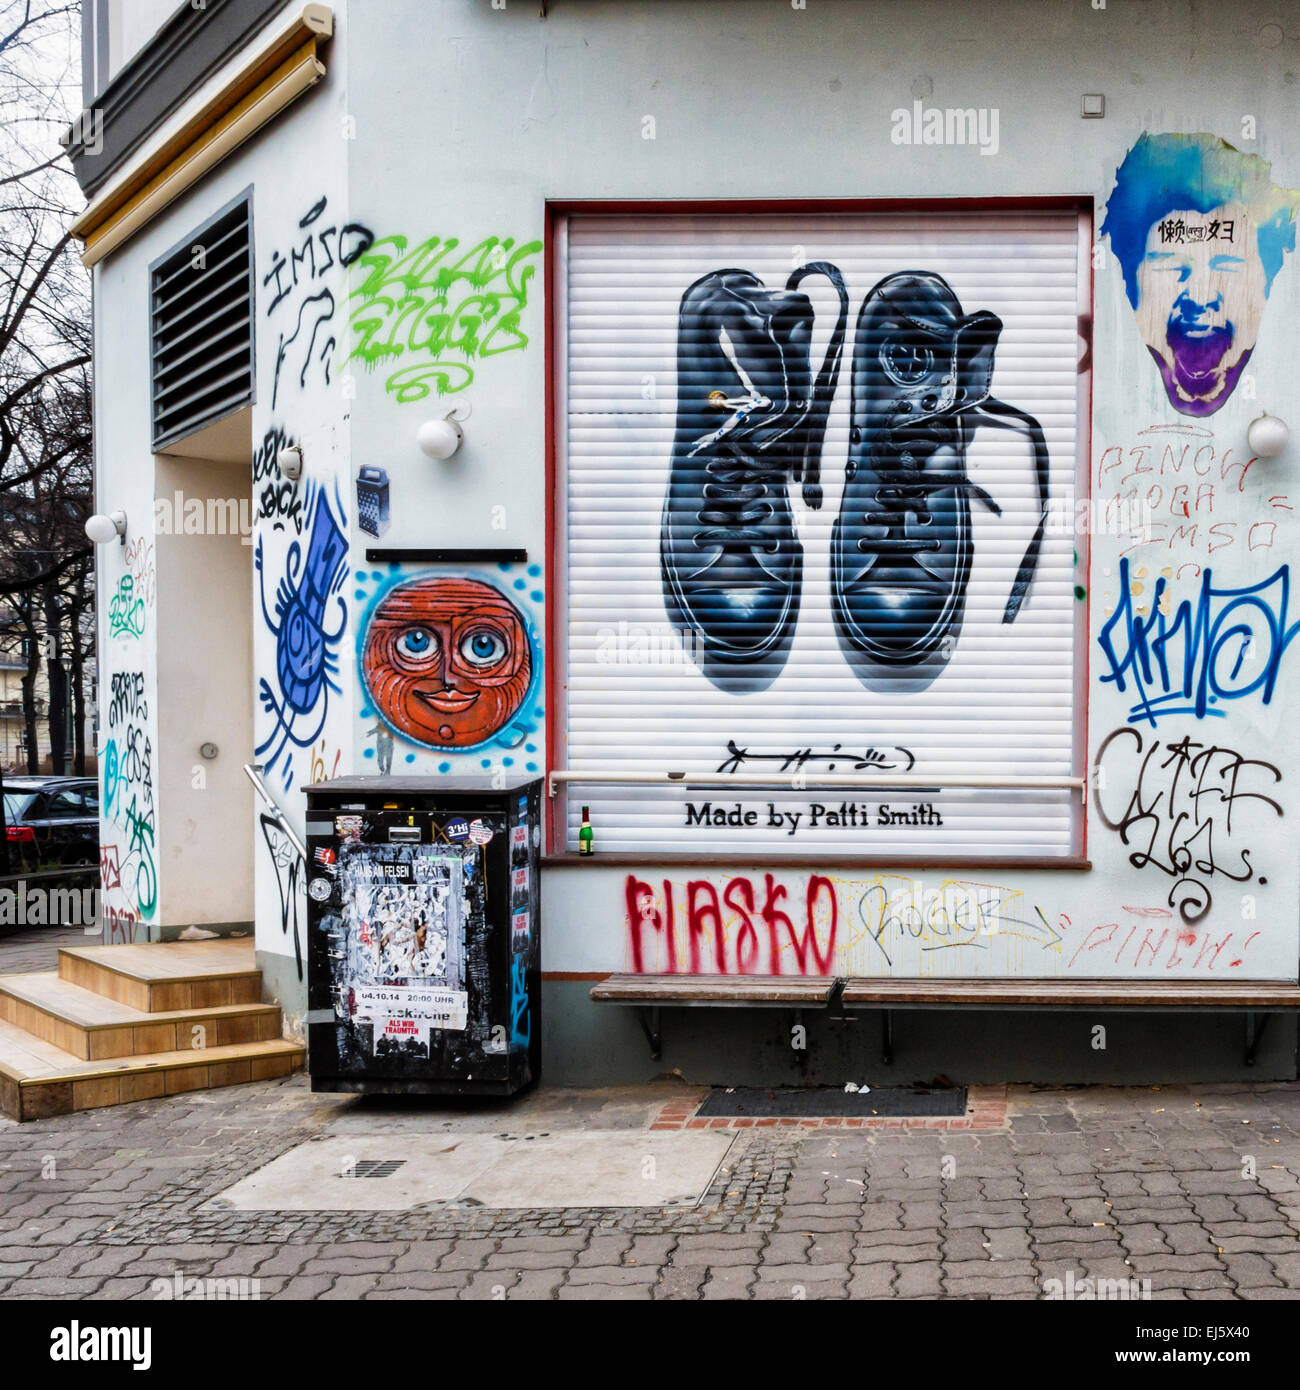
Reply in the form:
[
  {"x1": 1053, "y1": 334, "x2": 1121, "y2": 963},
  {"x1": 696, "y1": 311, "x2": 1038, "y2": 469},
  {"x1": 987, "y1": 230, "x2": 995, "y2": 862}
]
[{"x1": 152, "y1": 406, "x2": 255, "y2": 934}]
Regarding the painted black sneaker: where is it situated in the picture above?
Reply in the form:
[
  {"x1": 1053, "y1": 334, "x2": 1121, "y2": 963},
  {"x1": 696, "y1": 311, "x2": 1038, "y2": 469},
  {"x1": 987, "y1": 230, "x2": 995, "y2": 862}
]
[
  {"x1": 830, "y1": 270, "x2": 1049, "y2": 668},
  {"x1": 661, "y1": 263, "x2": 847, "y2": 671}
]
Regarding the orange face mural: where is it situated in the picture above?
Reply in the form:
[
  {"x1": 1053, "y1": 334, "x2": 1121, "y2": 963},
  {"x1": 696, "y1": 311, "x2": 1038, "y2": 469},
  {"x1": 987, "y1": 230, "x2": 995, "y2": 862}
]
[{"x1": 361, "y1": 577, "x2": 533, "y2": 748}]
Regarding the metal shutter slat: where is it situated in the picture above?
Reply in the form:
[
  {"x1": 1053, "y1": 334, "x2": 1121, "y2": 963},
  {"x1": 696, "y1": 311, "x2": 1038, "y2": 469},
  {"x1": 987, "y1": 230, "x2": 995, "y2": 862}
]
[
  {"x1": 152, "y1": 267, "x2": 252, "y2": 340},
  {"x1": 154, "y1": 340, "x2": 253, "y2": 407},
  {"x1": 150, "y1": 300, "x2": 252, "y2": 375},
  {"x1": 150, "y1": 214, "x2": 249, "y2": 297}
]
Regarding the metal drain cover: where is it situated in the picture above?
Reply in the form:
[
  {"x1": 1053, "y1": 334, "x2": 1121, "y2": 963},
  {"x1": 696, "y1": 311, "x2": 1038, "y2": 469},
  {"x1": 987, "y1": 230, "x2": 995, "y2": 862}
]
[{"x1": 347, "y1": 1159, "x2": 406, "y2": 1179}]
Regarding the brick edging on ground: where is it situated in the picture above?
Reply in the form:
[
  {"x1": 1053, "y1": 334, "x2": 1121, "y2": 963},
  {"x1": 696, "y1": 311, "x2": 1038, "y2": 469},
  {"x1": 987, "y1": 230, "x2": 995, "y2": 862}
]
[{"x1": 649, "y1": 1085, "x2": 1008, "y2": 1131}]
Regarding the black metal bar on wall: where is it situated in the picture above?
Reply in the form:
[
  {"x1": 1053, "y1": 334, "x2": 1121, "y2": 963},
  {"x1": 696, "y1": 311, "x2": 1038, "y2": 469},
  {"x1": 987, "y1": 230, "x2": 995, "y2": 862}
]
[{"x1": 364, "y1": 550, "x2": 529, "y2": 565}]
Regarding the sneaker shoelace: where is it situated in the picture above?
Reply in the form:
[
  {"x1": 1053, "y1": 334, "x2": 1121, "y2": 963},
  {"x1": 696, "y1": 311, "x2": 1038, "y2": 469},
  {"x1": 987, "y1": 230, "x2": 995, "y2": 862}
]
[
  {"x1": 855, "y1": 428, "x2": 1002, "y2": 555},
  {"x1": 851, "y1": 397, "x2": 1049, "y2": 622},
  {"x1": 685, "y1": 262, "x2": 849, "y2": 553},
  {"x1": 692, "y1": 447, "x2": 785, "y2": 552}
]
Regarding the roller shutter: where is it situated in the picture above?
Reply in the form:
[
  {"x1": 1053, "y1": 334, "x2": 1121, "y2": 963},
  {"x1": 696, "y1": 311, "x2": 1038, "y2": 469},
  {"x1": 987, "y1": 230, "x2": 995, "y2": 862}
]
[{"x1": 557, "y1": 207, "x2": 1089, "y2": 858}]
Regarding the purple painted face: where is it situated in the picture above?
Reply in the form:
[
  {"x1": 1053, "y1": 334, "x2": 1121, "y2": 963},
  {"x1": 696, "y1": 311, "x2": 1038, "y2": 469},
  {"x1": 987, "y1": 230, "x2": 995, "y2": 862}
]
[{"x1": 1134, "y1": 204, "x2": 1266, "y2": 417}]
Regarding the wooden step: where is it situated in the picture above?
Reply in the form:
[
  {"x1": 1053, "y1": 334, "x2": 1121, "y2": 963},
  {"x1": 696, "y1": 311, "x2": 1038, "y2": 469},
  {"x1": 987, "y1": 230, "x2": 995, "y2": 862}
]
[
  {"x1": 0, "y1": 972, "x2": 284, "y2": 1061},
  {"x1": 0, "y1": 1017, "x2": 304, "y2": 1122},
  {"x1": 58, "y1": 940, "x2": 261, "y2": 1013}
]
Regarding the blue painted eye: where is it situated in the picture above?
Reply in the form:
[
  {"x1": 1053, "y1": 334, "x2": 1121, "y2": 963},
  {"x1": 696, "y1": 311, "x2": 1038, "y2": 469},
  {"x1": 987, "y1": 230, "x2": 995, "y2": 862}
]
[
  {"x1": 460, "y1": 629, "x2": 507, "y2": 666},
  {"x1": 396, "y1": 627, "x2": 436, "y2": 660}
]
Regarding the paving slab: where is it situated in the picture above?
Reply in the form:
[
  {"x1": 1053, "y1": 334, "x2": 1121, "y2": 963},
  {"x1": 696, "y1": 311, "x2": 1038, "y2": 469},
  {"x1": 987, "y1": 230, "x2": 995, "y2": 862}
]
[
  {"x1": 209, "y1": 1130, "x2": 734, "y2": 1212},
  {"x1": 463, "y1": 1132, "x2": 734, "y2": 1209},
  {"x1": 210, "y1": 1136, "x2": 504, "y2": 1212}
]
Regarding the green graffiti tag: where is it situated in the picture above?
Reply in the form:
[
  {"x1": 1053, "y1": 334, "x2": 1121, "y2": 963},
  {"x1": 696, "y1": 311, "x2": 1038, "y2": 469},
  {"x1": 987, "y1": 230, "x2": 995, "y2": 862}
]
[
  {"x1": 107, "y1": 574, "x2": 146, "y2": 639},
  {"x1": 344, "y1": 234, "x2": 542, "y2": 402}
]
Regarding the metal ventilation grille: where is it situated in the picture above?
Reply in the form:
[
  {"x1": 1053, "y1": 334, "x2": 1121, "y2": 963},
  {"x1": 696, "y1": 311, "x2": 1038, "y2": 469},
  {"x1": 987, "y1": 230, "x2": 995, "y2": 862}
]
[{"x1": 150, "y1": 194, "x2": 254, "y2": 448}]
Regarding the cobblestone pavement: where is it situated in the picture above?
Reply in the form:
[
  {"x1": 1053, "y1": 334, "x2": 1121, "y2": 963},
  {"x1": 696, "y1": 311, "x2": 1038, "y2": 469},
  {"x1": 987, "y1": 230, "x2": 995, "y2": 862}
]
[{"x1": 2, "y1": 931, "x2": 1300, "y2": 1300}]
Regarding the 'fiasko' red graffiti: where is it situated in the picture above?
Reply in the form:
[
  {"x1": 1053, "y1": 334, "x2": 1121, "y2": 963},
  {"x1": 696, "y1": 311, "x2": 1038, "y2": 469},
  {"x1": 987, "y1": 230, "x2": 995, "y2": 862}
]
[{"x1": 625, "y1": 874, "x2": 837, "y2": 975}]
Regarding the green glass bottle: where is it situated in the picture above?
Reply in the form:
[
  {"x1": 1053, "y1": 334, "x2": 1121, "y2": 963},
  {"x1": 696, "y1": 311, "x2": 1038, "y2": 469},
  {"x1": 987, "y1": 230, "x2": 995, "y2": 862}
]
[{"x1": 578, "y1": 805, "x2": 594, "y2": 856}]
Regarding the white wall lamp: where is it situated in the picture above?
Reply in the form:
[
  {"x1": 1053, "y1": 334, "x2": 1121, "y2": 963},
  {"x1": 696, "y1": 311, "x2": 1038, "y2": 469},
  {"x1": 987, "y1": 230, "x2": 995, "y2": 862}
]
[
  {"x1": 1248, "y1": 413, "x2": 1290, "y2": 459},
  {"x1": 417, "y1": 405, "x2": 470, "y2": 461},
  {"x1": 84, "y1": 510, "x2": 127, "y2": 545},
  {"x1": 277, "y1": 443, "x2": 304, "y2": 480}
]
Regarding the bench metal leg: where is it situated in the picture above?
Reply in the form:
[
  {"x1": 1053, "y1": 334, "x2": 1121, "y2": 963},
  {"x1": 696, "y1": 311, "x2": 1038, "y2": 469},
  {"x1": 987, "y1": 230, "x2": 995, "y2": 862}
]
[
  {"x1": 826, "y1": 978, "x2": 851, "y2": 1025},
  {"x1": 1245, "y1": 1011, "x2": 1270, "y2": 1067},
  {"x1": 882, "y1": 1009, "x2": 894, "y2": 1066},
  {"x1": 638, "y1": 1007, "x2": 662, "y2": 1061}
]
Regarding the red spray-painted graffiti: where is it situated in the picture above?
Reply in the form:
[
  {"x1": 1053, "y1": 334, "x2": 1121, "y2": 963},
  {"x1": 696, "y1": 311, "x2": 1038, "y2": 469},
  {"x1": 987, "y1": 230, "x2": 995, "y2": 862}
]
[
  {"x1": 1067, "y1": 905, "x2": 1260, "y2": 972},
  {"x1": 101, "y1": 904, "x2": 142, "y2": 944},
  {"x1": 623, "y1": 874, "x2": 1258, "y2": 976},
  {"x1": 1096, "y1": 423, "x2": 1292, "y2": 566},
  {"x1": 626, "y1": 874, "x2": 837, "y2": 975}
]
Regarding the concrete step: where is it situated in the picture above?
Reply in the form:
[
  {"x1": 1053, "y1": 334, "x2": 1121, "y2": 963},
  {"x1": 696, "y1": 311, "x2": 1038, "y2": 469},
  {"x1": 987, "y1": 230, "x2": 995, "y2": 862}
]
[
  {"x1": 0, "y1": 971, "x2": 284, "y2": 1061},
  {"x1": 0, "y1": 1016, "x2": 304, "y2": 1122},
  {"x1": 58, "y1": 940, "x2": 261, "y2": 1012}
]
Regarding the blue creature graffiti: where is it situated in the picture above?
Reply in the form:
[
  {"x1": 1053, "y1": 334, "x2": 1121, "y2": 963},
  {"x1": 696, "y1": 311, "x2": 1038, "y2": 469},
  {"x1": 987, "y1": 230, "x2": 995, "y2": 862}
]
[
  {"x1": 1097, "y1": 557, "x2": 1300, "y2": 726},
  {"x1": 256, "y1": 482, "x2": 349, "y2": 790}
]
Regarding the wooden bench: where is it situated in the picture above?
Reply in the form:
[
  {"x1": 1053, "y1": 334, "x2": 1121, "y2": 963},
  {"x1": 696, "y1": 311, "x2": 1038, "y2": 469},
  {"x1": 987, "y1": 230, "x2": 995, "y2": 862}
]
[
  {"x1": 841, "y1": 979, "x2": 1300, "y2": 1066},
  {"x1": 591, "y1": 975, "x2": 1300, "y2": 1066},
  {"x1": 589, "y1": 974, "x2": 835, "y2": 1060}
]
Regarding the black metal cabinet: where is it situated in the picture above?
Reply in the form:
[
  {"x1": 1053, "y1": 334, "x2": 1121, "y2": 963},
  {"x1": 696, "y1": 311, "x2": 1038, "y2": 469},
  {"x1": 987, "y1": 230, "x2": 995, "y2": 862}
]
[{"x1": 304, "y1": 776, "x2": 542, "y2": 1096}]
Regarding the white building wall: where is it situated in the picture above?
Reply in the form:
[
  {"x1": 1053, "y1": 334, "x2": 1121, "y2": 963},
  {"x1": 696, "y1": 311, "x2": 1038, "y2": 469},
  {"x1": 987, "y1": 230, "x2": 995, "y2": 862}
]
[
  {"x1": 341, "y1": 0, "x2": 1300, "y2": 985},
  {"x1": 91, "y1": 0, "x2": 1300, "y2": 1018},
  {"x1": 93, "y1": 0, "x2": 357, "y2": 963}
]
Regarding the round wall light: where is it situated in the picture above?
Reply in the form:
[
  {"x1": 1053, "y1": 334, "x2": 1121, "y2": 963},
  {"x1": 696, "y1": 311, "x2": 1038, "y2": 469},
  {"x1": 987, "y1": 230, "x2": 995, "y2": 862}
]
[
  {"x1": 416, "y1": 414, "x2": 464, "y2": 460},
  {"x1": 277, "y1": 444, "x2": 304, "y2": 480},
  {"x1": 85, "y1": 510, "x2": 127, "y2": 545},
  {"x1": 1248, "y1": 413, "x2": 1290, "y2": 458}
]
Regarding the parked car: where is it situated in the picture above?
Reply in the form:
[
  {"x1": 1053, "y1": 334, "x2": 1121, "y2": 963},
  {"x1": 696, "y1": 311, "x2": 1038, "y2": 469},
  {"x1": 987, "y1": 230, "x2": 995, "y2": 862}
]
[{"x1": 2, "y1": 776, "x2": 99, "y2": 877}]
